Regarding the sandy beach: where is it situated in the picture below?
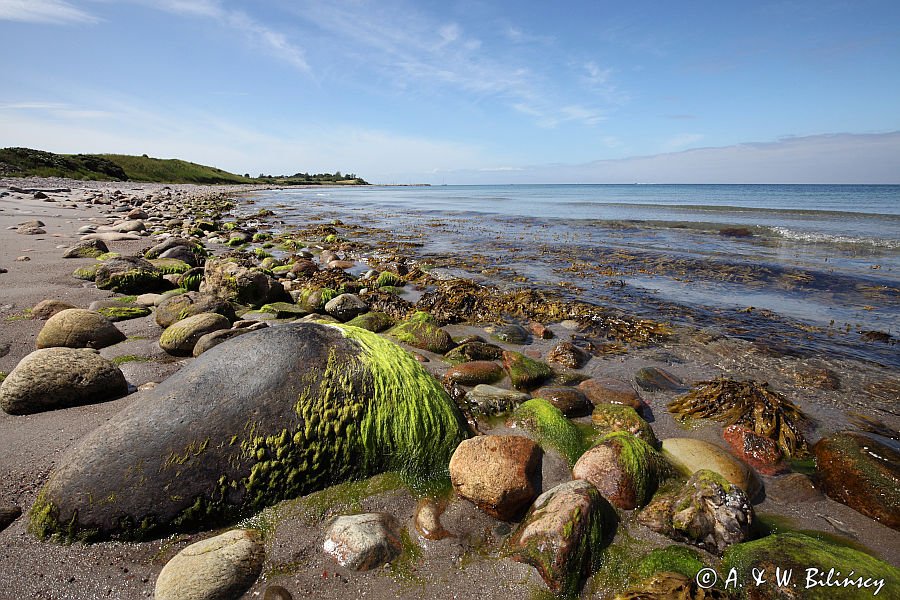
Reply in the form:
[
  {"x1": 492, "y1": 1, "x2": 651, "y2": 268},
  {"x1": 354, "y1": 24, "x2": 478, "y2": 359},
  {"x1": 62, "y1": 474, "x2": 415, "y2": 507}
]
[{"x1": 0, "y1": 178, "x2": 897, "y2": 600}]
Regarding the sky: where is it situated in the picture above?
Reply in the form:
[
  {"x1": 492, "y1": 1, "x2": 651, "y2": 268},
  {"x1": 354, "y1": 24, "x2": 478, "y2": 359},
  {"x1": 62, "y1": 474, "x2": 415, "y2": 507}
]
[{"x1": 1, "y1": 0, "x2": 899, "y2": 184}]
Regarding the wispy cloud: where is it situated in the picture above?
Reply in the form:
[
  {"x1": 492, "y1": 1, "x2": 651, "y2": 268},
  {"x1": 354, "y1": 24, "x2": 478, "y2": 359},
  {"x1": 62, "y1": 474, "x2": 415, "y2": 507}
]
[
  {"x1": 145, "y1": 0, "x2": 309, "y2": 72},
  {"x1": 0, "y1": 101, "x2": 111, "y2": 119},
  {"x1": 662, "y1": 133, "x2": 704, "y2": 151},
  {"x1": 0, "y1": 0, "x2": 97, "y2": 24}
]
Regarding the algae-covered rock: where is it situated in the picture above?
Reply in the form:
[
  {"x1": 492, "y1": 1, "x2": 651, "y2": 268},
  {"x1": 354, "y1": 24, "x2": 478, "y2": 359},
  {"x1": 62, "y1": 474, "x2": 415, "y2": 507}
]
[
  {"x1": 505, "y1": 480, "x2": 609, "y2": 596},
  {"x1": 614, "y1": 572, "x2": 728, "y2": 600},
  {"x1": 573, "y1": 431, "x2": 661, "y2": 509},
  {"x1": 635, "y1": 546, "x2": 706, "y2": 580},
  {"x1": 1, "y1": 348, "x2": 127, "y2": 415},
  {"x1": 149, "y1": 258, "x2": 192, "y2": 275},
  {"x1": 155, "y1": 291, "x2": 236, "y2": 328},
  {"x1": 509, "y1": 398, "x2": 587, "y2": 466},
  {"x1": 638, "y1": 470, "x2": 752, "y2": 555},
  {"x1": 814, "y1": 431, "x2": 900, "y2": 531},
  {"x1": 258, "y1": 301, "x2": 309, "y2": 319},
  {"x1": 546, "y1": 341, "x2": 590, "y2": 369},
  {"x1": 345, "y1": 311, "x2": 394, "y2": 333},
  {"x1": 635, "y1": 367, "x2": 687, "y2": 392},
  {"x1": 29, "y1": 323, "x2": 468, "y2": 541},
  {"x1": 63, "y1": 239, "x2": 108, "y2": 259},
  {"x1": 72, "y1": 263, "x2": 101, "y2": 281},
  {"x1": 721, "y1": 532, "x2": 900, "y2": 599},
  {"x1": 502, "y1": 351, "x2": 553, "y2": 391},
  {"x1": 95, "y1": 304, "x2": 152, "y2": 322},
  {"x1": 159, "y1": 312, "x2": 231, "y2": 356},
  {"x1": 387, "y1": 311, "x2": 455, "y2": 354},
  {"x1": 592, "y1": 404, "x2": 659, "y2": 447},
  {"x1": 36, "y1": 308, "x2": 126, "y2": 349},
  {"x1": 444, "y1": 341, "x2": 503, "y2": 365},
  {"x1": 201, "y1": 258, "x2": 286, "y2": 307},
  {"x1": 95, "y1": 256, "x2": 165, "y2": 294}
]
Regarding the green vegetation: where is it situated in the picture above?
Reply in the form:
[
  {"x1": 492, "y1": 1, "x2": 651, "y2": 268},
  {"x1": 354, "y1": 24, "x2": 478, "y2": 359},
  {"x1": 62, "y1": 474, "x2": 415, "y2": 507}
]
[
  {"x1": 510, "y1": 398, "x2": 588, "y2": 466},
  {"x1": 0, "y1": 147, "x2": 368, "y2": 185}
]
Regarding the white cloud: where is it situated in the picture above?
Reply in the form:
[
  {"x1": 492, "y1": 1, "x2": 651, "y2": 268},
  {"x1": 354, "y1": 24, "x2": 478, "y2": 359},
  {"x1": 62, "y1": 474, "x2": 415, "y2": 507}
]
[
  {"x1": 662, "y1": 133, "x2": 704, "y2": 151},
  {"x1": 0, "y1": 0, "x2": 97, "y2": 24}
]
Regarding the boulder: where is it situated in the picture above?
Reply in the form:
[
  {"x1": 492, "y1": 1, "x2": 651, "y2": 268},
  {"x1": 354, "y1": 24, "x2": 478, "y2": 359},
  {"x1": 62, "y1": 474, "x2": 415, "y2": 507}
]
[
  {"x1": 201, "y1": 258, "x2": 286, "y2": 307},
  {"x1": 193, "y1": 329, "x2": 250, "y2": 357},
  {"x1": 30, "y1": 299, "x2": 76, "y2": 320},
  {"x1": 324, "y1": 293, "x2": 368, "y2": 322},
  {"x1": 639, "y1": 469, "x2": 753, "y2": 555},
  {"x1": 28, "y1": 323, "x2": 467, "y2": 541},
  {"x1": 509, "y1": 398, "x2": 586, "y2": 466},
  {"x1": 35, "y1": 309, "x2": 126, "y2": 349},
  {"x1": 155, "y1": 292, "x2": 236, "y2": 328},
  {"x1": 323, "y1": 513, "x2": 403, "y2": 571},
  {"x1": 662, "y1": 438, "x2": 761, "y2": 499},
  {"x1": 95, "y1": 256, "x2": 165, "y2": 294},
  {"x1": 157, "y1": 245, "x2": 200, "y2": 268},
  {"x1": 449, "y1": 435, "x2": 542, "y2": 520},
  {"x1": 721, "y1": 532, "x2": 900, "y2": 599},
  {"x1": 505, "y1": 480, "x2": 609, "y2": 596},
  {"x1": 578, "y1": 378, "x2": 643, "y2": 411},
  {"x1": 155, "y1": 529, "x2": 264, "y2": 600},
  {"x1": 0, "y1": 348, "x2": 127, "y2": 415},
  {"x1": 814, "y1": 432, "x2": 900, "y2": 531},
  {"x1": 591, "y1": 404, "x2": 658, "y2": 447},
  {"x1": 444, "y1": 341, "x2": 503, "y2": 365},
  {"x1": 573, "y1": 431, "x2": 660, "y2": 509},
  {"x1": 534, "y1": 386, "x2": 591, "y2": 417},
  {"x1": 345, "y1": 311, "x2": 394, "y2": 332},
  {"x1": 62, "y1": 239, "x2": 108, "y2": 258},
  {"x1": 502, "y1": 351, "x2": 553, "y2": 391},
  {"x1": 159, "y1": 312, "x2": 231, "y2": 356},
  {"x1": 546, "y1": 342, "x2": 590, "y2": 369},
  {"x1": 145, "y1": 237, "x2": 202, "y2": 260},
  {"x1": 444, "y1": 361, "x2": 505, "y2": 386},
  {"x1": 387, "y1": 312, "x2": 455, "y2": 354}
]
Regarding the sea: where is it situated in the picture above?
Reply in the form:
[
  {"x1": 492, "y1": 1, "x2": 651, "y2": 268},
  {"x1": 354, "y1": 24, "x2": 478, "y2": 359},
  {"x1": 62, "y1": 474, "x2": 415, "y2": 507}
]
[{"x1": 246, "y1": 184, "x2": 900, "y2": 367}]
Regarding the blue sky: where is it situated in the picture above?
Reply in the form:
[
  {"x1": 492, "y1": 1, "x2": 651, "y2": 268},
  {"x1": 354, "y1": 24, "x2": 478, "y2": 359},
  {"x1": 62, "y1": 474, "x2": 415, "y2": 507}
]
[{"x1": 1, "y1": 0, "x2": 898, "y2": 183}]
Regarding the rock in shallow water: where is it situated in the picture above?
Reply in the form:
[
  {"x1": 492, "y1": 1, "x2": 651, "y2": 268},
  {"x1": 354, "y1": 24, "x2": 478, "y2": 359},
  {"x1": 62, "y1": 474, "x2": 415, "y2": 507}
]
[
  {"x1": 29, "y1": 323, "x2": 467, "y2": 541},
  {"x1": 155, "y1": 529, "x2": 264, "y2": 600},
  {"x1": 662, "y1": 437, "x2": 761, "y2": 499},
  {"x1": 323, "y1": 513, "x2": 402, "y2": 571}
]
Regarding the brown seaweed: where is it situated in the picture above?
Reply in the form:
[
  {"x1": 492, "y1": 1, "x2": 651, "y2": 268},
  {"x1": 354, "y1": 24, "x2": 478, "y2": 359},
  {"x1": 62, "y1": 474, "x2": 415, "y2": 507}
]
[{"x1": 667, "y1": 378, "x2": 810, "y2": 457}]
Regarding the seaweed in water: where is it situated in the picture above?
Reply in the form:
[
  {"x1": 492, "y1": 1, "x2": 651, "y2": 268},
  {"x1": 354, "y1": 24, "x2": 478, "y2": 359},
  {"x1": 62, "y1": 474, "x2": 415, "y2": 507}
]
[{"x1": 667, "y1": 378, "x2": 809, "y2": 457}]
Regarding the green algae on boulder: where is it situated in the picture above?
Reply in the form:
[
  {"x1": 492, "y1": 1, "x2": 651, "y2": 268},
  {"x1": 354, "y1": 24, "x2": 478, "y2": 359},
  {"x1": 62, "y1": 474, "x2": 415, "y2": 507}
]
[
  {"x1": 387, "y1": 311, "x2": 455, "y2": 354},
  {"x1": 502, "y1": 350, "x2": 553, "y2": 390},
  {"x1": 95, "y1": 256, "x2": 166, "y2": 294},
  {"x1": 155, "y1": 291, "x2": 237, "y2": 328},
  {"x1": 592, "y1": 404, "x2": 659, "y2": 447},
  {"x1": 28, "y1": 323, "x2": 468, "y2": 542},
  {"x1": 505, "y1": 480, "x2": 610, "y2": 597},
  {"x1": 149, "y1": 258, "x2": 192, "y2": 275},
  {"x1": 721, "y1": 532, "x2": 899, "y2": 599},
  {"x1": 346, "y1": 311, "x2": 394, "y2": 333},
  {"x1": 443, "y1": 341, "x2": 503, "y2": 365},
  {"x1": 635, "y1": 546, "x2": 706, "y2": 580},
  {"x1": 573, "y1": 431, "x2": 663, "y2": 509},
  {"x1": 96, "y1": 305, "x2": 152, "y2": 322},
  {"x1": 72, "y1": 263, "x2": 101, "y2": 281},
  {"x1": 509, "y1": 398, "x2": 587, "y2": 466}
]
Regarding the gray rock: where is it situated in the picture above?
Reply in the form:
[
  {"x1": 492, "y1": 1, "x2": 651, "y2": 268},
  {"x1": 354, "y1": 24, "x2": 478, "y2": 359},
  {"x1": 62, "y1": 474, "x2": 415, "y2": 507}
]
[
  {"x1": 465, "y1": 384, "x2": 530, "y2": 416},
  {"x1": 30, "y1": 299, "x2": 77, "y2": 320},
  {"x1": 63, "y1": 239, "x2": 108, "y2": 258},
  {"x1": 81, "y1": 231, "x2": 142, "y2": 242},
  {"x1": 159, "y1": 312, "x2": 231, "y2": 356},
  {"x1": 323, "y1": 513, "x2": 402, "y2": 571},
  {"x1": 158, "y1": 245, "x2": 200, "y2": 268},
  {"x1": 201, "y1": 258, "x2": 286, "y2": 307},
  {"x1": 0, "y1": 506, "x2": 22, "y2": 533},
  {"x1": 95, "y1": 256, "x2": 165, "y2": 294},
  {"x1": 155, "y1": 529, "x2": 264, "y2": 600},
  {"x1": 0, "y1": 347, "x2": 127, "y2": 415},
  {"x1": 30, "y1": 323, "x2": 467, "y2": 540},
  {"x1": 192, "y1": 328, "x2": 250, "y2": 357},
  {"x1": 489, "y1": 323, "x2": 530, "y2": 344},
  {"x1": 324, "y1": 293, "x2": 368, "y2": 322},
  {"x1": 36, "y1": 308, "x2": 126, "y2": 349},
  {"x1": 155, "y1": 291, "x2": 236, "y2": 328}
]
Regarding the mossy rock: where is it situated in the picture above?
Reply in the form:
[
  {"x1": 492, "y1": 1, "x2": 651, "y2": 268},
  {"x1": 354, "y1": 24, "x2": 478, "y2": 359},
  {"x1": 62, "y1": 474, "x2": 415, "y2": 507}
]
[
  {"x1": 502, "y1": 351, "x2": 553, "y2": 390},
  {"x1": 159, "y1": 312, "x2": 231, "y2": 356},
  {"x1": 259, "y1": 302, "x2": 309, "y2": 319},
  {"x1": 72, "y1": 263, "x2": 101, "y2": 281},
  {"x1": 95, "y1": 257, "x2": 165, "y2": 294},
  {"x1": 721, "y1": 532, "x2": 900, "y2": 599},
  {"x1": 510, "y1": 398, "x2": 587, "y2": 466},
  {"x1": 155, "y1": 292, "x2": 236, "y2": 328},
  {"x1": 387, "y1": 311, "x2": 455, "y2": 354},
  {"x1": 95, "y1": 252, "x2": 122, "y2": 261},
  {"x1": 149, "y1": 258, "x2": 192, "y2": 275},
  {"x1": 592, "y1": 404, "x2": 659, "y2": 447},
  {"x1": 29, "y1": 323, "x2": 468, "y2": 542},
  {"x1": 574, "y1": 431, "x2": 662, "y2": 509},
  {"x1": 375, "y1": 271, "x2": 402, "y2": 288},
  {"x1": 635, "y1": 546, "x2": 706, "y2": 580},
  {"x1": 96, "y1": 305, "x2": 151, "y2": 322},
  {"x1": 177, "y1": 268, "x2": 203, "y2": 292},
  {"x1": 346, "y1": 311, "x2": 395, "y2": 333},
  {"x1": 444, "y1": 341, "x2": 503, "y2": 365}
]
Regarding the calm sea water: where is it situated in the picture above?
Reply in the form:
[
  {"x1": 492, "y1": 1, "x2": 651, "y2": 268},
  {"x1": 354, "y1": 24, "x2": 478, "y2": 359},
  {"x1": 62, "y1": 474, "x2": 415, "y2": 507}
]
[{"x1": 249, "y1": 184, "x2": 900, "y2": 365}]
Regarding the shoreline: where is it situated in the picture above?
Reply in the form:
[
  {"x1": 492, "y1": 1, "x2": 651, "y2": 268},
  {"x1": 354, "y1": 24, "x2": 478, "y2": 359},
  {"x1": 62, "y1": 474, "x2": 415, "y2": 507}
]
[{"x1": 0, "y1": 178, "x2": 897, "y2": 599}]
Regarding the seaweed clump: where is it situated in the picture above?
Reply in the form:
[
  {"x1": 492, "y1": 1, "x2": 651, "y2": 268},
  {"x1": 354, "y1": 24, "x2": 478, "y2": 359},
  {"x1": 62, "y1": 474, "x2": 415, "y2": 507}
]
[{"x1": 667, "y1": 378, "x2": 809, "y2": 457}]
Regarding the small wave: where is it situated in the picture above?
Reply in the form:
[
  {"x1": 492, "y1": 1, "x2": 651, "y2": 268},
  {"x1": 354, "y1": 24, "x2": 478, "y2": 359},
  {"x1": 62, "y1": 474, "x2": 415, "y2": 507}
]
[
  {"x1": 769, "y1": 227, "x2": 900, "y2": 249},
  {"x1": 553, "y1": 200, "x2": 900, "y2": 220}
]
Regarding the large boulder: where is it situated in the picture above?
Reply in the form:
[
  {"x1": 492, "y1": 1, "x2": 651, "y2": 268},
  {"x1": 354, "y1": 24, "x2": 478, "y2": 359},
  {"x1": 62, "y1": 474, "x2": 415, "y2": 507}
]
[
  {"x1": 449, "y1": 435, "x2": 542, "y2": 520},
  {"x1": 35, "y1": 309, "x2": 126, "y2": 349},
  {"x1": 155, "y1": 292, "x2": 236, "y2": 328},
  {"x1": 591, "y1": 403, "x2": 658, "y2": 446},
  {"x1": 200, "y1": 258, "x2": 286, "y2": 307},
  {"x1": 0, "y1": 348, "x2": 127, "y2": 415},
  {"x1": 505, "y1": 480, "x2": 609, "y2": 596},
  {"x1": 28, "y1": 323, "x2": 468, "y2": 541},
  {"x1": 573, "y1": 431, "x2": 661, "y2": 510},
  {"x1": 155, "y1": 529, "x2": 264, "y2": 600},
  {"x1": 387, "y1": 311, "x2": 454, "y2": 354},
  {"x1": 63, "y1": 239, "x2": 108, "y2": 258},
  {"x1": 638, "y1": 469, "x2": 753, "y2": 555},
  {"x1": 814, "y1": 432, "x2": 900, "y2": 531},
  {"x1": 95, "y1": 256, "x2": 165, "y2": 294}
]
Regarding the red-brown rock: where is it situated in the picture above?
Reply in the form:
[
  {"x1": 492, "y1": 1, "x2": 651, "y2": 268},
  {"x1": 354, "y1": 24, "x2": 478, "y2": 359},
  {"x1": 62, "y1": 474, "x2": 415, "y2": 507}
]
[
  {"x1": 723, "y1": 425, "x2": 786, "y2": 475},
  {"x1": 578, "y1": 378, "x2": 643, "y2": 411}
]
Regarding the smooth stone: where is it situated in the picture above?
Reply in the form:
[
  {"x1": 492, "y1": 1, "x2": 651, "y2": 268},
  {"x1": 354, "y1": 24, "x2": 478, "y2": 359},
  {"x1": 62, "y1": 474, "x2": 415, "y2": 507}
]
[
  {"x1": 444, "y1": 361, "x2": 505, "y2": 386},
  {"x1": 573, "y1": 431, "x2": 659, "y2": 509},
  {"x1": 345, "y1": 311, "x2": 394, "y2": 332},
  {"x1": 81, "y1": 232, "x2": 142, "y2": 242},
  {"x1": 502, "y1": 351, "x2": 552, "y2": 391},
  {"x1": 159, "y1": 312, "x2": 231, "y2": 355},
  {"x1": 722, "y1": 425, "x2": 786, "y2": 475},
  {"x1": 449, "y1": 435, "x2": 542, "y2": 520},
  {"x1": 546, "y1": 342, "x2": 590, "y2": 369},
  {"x1": 635, "y1": 367, "x2": 688, "y2": 392},
  {"x1": 155, "y1": 292, "x2": 236, "y2": 328},
  {"x1": 323, "y1": 513, "x2": 403, "y2": 571},
  {"x1": 529, "y1": 321, "x2": 554, "y2": 339},
  {"x1": 591, "y1": 403, "x2": 659, "y2": 447},
  {"x1": 489, "y1": 323, "x2": 530, "y2": 345},
  {"x1": 62, "y1": 239, "x2": 109, "y2": 258},
  {"x1": 264, "y1": 585, "x2": 294, "y2": 600},
  {"x1": 662, "y1": 438, "x2": 761, "y2": 499},
  {"x1": 323, "y1": 293, "x2": 368, "y2": 322},
  {"x1": 464, "y1": 384, "x2": 530, "y2": 416},
  {"x1": 36, "y1": 308, "x2": 126, "y2": 349},
  {"x1": 30, "y1": 299, "x2": 77, "y2": 320},
  {"x1": 192, "y1": 328, "x2": 250, "y2": 357},
  {"x1": 578, "y1": 377, "x2": 644, "y2": 411},
  {"x1": 387, "y1": 311, "x2": 454, "y2": 354},
  {"x1": 0, "y1": 347, "x2": 127, "y2": 415},
  {"x1": 534, "y1": 386, "x2": 592, "y2": 417},
  {"x1": 0, "y1": 506, "x2": 22, "y2": 533},
  {"x1": 155, "y1": 529, "x2": 264, "y2": 600}
]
